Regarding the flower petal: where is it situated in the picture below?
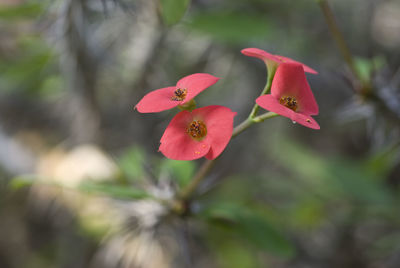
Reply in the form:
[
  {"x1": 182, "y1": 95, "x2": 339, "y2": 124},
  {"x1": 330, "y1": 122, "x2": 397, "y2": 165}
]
[
  {"x1": 159, "y1": 110, "x2": 211, "y2": 160},
  {"x1": 256, "y1": 94, "x2": 296, "y2": 121},
  {"x1": 293, "y1": 113, "x2": 320, "y2": 129},
  {"x1": 271, "y1": 63, "x2": 318, "y2": 115},
  {"x1": 135, "y1": 86, "x2": 178, "y2": 113},
  {"x1": 241, "y1": 48, "x2": 280, "y2": 64},
  {"x1": 176, "y1": 73, "x2": 219, "y2": 103},
  {"x1": 256, "y1": 95, "x2": 320, "y2": 129},
  {"x1": 275, "y1": 55, "x2": 318, "y2": 74},
  {"x1": 191, "y1": 106, "x2": 236, "y2": 160}
]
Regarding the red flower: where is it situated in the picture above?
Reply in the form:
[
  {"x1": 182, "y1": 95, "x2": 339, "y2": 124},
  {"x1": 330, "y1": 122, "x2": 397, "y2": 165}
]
[
  {"x1": 135, "y1": 73, "x2": 219, "y2": 113},
  {"x1": 256, "y1": 63, "x2": 320, "y2": 129},
  {"x1": 241, "y1": 48, "x2": 318, "y2": 74},
  {"x1": 159, "y1": 105, "x2": 236, "y2": 160}
]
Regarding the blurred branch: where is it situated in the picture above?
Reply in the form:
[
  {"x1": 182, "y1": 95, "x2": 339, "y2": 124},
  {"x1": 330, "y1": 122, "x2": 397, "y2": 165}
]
[
  {"x1": 316, "y1": 0, "x2": 359, "y2": 81},
  {"x1": 317, "y1": 0, "x2": 400, "y2": 124},
  {"x1": 56, "y1": 0, "x2": 101, "y2": 144}
]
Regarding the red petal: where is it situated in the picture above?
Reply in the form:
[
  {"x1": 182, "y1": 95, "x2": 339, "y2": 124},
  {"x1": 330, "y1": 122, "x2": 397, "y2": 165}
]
[
  {"x1": 275, "y1": 55, "x2": 318, "y2": 74},
  {"x1": 256, "y1": 95, "x2": 320, "y2": 130},
  {"x1": 241, "y1": 48, "x2": 280, "y2": 63},
  {"x1": 191, "y1": 106, "x2": 236, "y2": 160},
  {"x1": 271, "y1": 63, "x2": 318, "y2": 115},
  {"x1": 293, "y1": 113, "x2": 320, "y2": 129},
  {"x1": 159, "y1": 110, "x2": 211, "y2": 160},
  {"x1": 135, "y1": 86, "x2": 178, "y2": 113},
  {"x1": 176, "y1": 73, "x2": 219, "y2": 103},
  {"x1": 256, "y1": 95, "x2": 296, "y2": 121}
]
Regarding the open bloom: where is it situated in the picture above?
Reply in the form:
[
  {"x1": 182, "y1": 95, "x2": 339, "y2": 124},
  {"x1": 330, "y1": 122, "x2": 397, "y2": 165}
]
[
  {"x1": 241, "y1": 48, "x2": 318, "y2": 75},
  {"x1": 256, "y1": 63, "x2": 320, "y2": 129},
  {"x1": 159, "y1": 105, "x2": 236, "y2": 160},
  {"x1": 135, "y1": 73, "x2": 219, "y2": 113}
]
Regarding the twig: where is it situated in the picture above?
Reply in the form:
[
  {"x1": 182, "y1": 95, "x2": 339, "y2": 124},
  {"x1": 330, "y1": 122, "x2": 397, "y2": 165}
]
[{"x1": 316, "y1": 0, "x2": 359, "y2": 80}]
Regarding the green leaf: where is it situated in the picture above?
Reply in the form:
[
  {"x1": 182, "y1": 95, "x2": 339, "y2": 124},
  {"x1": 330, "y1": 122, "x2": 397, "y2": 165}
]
[
  {"x1": 118, "y1": 146, "x2": 147, "y2": 182},
  {"x1": 0, "y1": 3, "x2": 43, "y2": 20},
  {"x1": 161, "y1": 159, "x2": 195, "y2": 187},
  {"x1": 9, "y1": 175, "x2": 37, "y2": 190},
  {"x1": 186, "y1": 11, "x2": 271, "y2": 44},
  {"x1": 78, "y1": 181, "x2": 150, "y2": 200},
  {"x1": 159, "y1": 0, "x2": 190, "y2": 26},
  {"x1": 212, "y1": 238, "x2": 258, "y2": 268},
  {"x1": 202, "y1": 203, "x2": 295, "y2": 258},
  {"x1": 270, "y1": 138, "x2": 393, "y2": 206}
]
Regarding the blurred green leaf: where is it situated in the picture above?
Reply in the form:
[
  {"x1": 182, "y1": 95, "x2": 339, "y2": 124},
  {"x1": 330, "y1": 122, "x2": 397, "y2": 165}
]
[
  {"x1": 365, "y1": 144, "x2": 400, "y2": 178},
  {"x1": 355, "y1": 57, "x2": 373, "y2": 84},
  {"x1": 270, "y1": 138, "x2": 393, "y2": 206},
  {"x1": 212, "y1": 238, "x2": 258, "y2": 268},
  {"x1": 291, "y1": 199, "x2": 324, "y2": 228},
  {"x1": 161, "y1": 159, "x2": 195, "y2": 186},
  {"x1": 159, "y1": 0, "x2": 190, "y2": 26},
  {"x1": 79, "y1": 181, "x2": 150, "y2": 200},
  {"x1": 186, "y1": 11, "x2": 271, "y2": 44},
  {"x1": 354, "y1": 56, "x2": 385, "y2": 85},
  {"x1": 202, "y1": 203, "x2": 295, "y2": 258},
  {"x1": 118, "y1": 146, "x2": 147, "y2": 182},
  {"x1": 9, "y1": 175, "x2": 37, "y2": 190},
  {"x1": 39, "y1": 75, "x2": 63, "y2": 98},
  {"x1": 0, "y1": 3, "x2": 43, "y2": 20},
  {"x1": 0, "y1": 35, "x2": 56, "y2": 95}
]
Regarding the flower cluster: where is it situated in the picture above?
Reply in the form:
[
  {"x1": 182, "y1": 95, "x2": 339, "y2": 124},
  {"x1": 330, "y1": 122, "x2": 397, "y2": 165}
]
[{"x1": 135, "y1": 48, "x2": 320, "y2": 160}]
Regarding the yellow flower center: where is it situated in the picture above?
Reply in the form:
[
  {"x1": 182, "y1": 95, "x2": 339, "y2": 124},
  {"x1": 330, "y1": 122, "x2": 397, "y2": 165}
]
[
  {"x1": 279, "y1": 96, "x2": 298, "y2": 111},
  {"x1": 187, "y1": 120, "x2": 207, "y2": 140},
  {"x1": 171, "y1": 88, "x2": 187, "y2": 101}
]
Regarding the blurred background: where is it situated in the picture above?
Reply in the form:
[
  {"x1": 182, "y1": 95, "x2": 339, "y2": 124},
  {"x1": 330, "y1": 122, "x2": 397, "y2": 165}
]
[{"x1": 1, "y1": 0, "x2": 400, "y2": 267}]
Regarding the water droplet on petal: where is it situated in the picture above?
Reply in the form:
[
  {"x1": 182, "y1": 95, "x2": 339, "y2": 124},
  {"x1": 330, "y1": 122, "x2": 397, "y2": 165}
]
[{"x1": 292, "y1": 121, "x2": 296, "y2": 124}]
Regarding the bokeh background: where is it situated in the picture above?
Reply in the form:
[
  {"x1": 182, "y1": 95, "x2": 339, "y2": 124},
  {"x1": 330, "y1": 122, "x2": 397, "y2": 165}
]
[{"x1": 1, "y1": 0, "x2": 400, "y2": 267}]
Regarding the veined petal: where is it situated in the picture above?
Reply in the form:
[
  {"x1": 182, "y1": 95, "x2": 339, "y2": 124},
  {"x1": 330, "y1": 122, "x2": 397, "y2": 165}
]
[
  {"x1": 293, "y1": 113, "x2": 320, "y2": 129},
  {"x1": 159, "y1": 110, "x2": 211, "y2": 160},
  {"x1": 256, "y1": 95, "x2": 320, "y2": 130},
  {"x1": 191, "y1": 106, "x2": 236, "y2": 160},
  {"x1": 176, "y1": 73, "x2": 219, "y2": 103},
  {"x1": 241, "y1": 48, "x2": 280, "y2": 64},
  {"x1": 275, "y1": 55, "x2": 318, "y2": 74},
  {"x1": 271, "y1": 63, "x2": 318, "y2": 115},
  {"x1": 256, "y1": 94, "x2": 297, "y2": 121},
  {"x1": 135, "y1": 86, "x2": 178, "y2": 113}
]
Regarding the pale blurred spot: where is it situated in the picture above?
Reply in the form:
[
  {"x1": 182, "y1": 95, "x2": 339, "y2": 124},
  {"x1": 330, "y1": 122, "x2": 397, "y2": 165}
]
[
  {"x1": 372, "y1": 2, "x2": 400, "y2": 48},
  {"x1": 38, "y1": 144, "x2": 118, "y2": 188}
]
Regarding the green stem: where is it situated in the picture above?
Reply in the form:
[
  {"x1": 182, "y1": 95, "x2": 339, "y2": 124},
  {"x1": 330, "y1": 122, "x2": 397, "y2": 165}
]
[
  {"x1": 249, "y1": 70, "x2": 275, "y2": 119},
  {"x1": 316, "y1": 0, "x2": 358, "y2": 79},
  {"x1": 178, "y1": 159, "x2": 216, "y2": 201}
]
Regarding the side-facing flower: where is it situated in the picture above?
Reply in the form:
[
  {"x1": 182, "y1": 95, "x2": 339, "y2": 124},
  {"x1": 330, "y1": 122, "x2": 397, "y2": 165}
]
[
  {"x1": 159, "y1": 105, "x2": 236, "y2": 160},
  {"x1": 255, "y1": 63, "x2": 320, "y2": 129},
  {"x1": 241, "y1": 48, "x2": 318, "y2": 75},
  {"x1": 135, "y1": 73, "x2": 219, "y2": 113}
]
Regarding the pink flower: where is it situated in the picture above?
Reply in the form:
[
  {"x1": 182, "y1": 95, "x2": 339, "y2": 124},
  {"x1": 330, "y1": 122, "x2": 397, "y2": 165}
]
[
  {"x1": 256, "y1": 63, "x2": 320, "y2": 129},
  {"x1": 159, "y1": 106, "x2": 237, "y2": 160},
  {"x1": 241, "y1": 48, "x2": 318, "y2": 74},
  {"x1": 135, "y1": 73, "x2": 219, "y2": 113}
]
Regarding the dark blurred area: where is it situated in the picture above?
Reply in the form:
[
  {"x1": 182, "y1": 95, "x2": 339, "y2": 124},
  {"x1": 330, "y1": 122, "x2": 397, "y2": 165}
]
[{"x1": 1, "y1": 0, "x2": 400, "y2": 267}]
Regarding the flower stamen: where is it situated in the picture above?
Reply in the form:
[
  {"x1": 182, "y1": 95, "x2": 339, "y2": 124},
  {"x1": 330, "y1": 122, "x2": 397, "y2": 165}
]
[
  {"x1": 187, "y1": 120, "x2": 207, "y2": 140},
  {"x1": 172, "y1": 88, "x2": 187, "y2": 101},
  {"x1": 279, "y1": 96, "x2": 298, "y2": 111}
]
